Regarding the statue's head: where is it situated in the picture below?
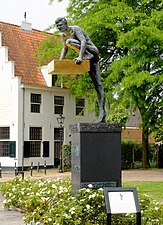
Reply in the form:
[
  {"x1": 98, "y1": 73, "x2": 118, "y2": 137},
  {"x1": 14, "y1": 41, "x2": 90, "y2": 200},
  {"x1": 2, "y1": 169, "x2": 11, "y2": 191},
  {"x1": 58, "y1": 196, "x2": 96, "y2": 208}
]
[
  {"x1": 55, "y1": 17, "x2": 68, "y2": 32},
  {"x1": 55, "y1": 17, "x2": 67, "y2": 25}
]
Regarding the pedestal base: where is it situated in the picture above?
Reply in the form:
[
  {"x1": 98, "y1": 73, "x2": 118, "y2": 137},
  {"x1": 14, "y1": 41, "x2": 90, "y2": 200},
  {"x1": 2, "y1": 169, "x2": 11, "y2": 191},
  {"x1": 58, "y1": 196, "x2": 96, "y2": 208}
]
[{"x1": 70, "y1": 123, "x2": 122, "y2": 195}]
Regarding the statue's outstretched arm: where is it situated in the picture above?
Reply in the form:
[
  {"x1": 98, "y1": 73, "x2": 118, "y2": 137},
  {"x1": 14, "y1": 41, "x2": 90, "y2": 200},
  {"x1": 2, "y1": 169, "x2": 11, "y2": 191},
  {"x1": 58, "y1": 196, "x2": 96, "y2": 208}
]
[{"x1": 60, "y1": 36, "x2": 68, "y2": 60}]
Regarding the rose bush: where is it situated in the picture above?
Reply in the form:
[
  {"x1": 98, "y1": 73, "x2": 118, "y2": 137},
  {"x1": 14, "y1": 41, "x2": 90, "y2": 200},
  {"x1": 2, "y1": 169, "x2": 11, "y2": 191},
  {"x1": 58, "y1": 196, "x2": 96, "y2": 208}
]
[{"x1": 0, "y1": 176, "x2": 163, "y2": 224}]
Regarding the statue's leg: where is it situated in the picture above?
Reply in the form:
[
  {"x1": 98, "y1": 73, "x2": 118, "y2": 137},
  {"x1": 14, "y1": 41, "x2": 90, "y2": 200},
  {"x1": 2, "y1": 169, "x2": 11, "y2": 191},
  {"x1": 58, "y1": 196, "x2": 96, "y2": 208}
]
[
  {"x1": 66, "y1": 38, "x2": 94, "y2": 60},
  {"x1": 84, "y1": 45, "x2": 99, "y2": 61},
  {"x1": 89, "y1": 61, "x2": 106, "y2": 123},
  {"x1": 66, "y1": 39, "x2": 80, "y2": 53}
]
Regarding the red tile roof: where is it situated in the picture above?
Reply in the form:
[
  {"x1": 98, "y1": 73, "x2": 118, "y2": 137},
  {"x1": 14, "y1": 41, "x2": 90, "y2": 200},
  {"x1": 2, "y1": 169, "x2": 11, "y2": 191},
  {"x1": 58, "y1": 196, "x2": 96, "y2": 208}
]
[{"x1": 0, "y1": 21, "x2": 51, "y2": 87}]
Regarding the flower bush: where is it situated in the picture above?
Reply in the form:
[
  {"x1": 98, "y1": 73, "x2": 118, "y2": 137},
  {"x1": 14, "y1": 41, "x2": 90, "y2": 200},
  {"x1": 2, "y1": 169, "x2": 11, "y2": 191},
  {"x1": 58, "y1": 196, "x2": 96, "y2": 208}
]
[{"x1": 0, "y1": 176, "x2": 163, "y2": 224}]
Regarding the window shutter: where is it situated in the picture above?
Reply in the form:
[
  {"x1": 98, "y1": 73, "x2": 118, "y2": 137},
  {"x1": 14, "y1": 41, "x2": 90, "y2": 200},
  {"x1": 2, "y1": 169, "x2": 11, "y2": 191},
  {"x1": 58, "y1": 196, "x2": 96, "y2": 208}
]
[
  {"x1": 24, "y1": 141, "x2": 30, "y2": 157},
  {"x1": 43, "y1": 141, "x2": 49, "y2": 157},
  {"x1": 9, "y1": 141, "x2": 16, "y2": 158}
]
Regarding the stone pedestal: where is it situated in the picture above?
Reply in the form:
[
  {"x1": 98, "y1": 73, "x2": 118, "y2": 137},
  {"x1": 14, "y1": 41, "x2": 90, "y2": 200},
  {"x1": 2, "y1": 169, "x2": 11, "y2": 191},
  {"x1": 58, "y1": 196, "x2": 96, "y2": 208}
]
[{"x1": 69, "y1": 123, "x2": 122, "y2": 195}]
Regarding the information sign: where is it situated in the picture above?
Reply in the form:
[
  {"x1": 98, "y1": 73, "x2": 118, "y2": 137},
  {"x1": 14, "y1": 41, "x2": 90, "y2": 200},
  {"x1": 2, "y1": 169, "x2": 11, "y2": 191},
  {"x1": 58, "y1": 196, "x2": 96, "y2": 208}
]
[{"x1": 104, "y1": 187, "x2": 141, "y2": 225}]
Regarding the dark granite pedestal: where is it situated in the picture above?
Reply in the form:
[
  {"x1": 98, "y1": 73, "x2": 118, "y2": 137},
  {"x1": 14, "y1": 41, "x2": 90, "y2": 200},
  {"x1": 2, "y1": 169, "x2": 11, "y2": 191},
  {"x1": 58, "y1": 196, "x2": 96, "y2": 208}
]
[{"x1": 70, "y1": 123, "x2": 122, "y2": 195}]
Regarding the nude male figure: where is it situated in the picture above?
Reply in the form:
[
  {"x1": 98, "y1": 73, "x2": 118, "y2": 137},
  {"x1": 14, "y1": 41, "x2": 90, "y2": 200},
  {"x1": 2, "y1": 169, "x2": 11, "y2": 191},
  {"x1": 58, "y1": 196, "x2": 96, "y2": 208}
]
[{"x1": 55, "y1": 17, "x2": 106, "y2": 123}]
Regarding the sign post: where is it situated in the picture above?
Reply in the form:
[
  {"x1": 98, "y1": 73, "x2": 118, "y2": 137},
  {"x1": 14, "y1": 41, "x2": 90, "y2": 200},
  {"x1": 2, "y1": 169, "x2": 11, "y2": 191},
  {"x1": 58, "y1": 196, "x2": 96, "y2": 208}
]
[{"x1": 104, "y1": 187, "x2": 141, "y2": 225}]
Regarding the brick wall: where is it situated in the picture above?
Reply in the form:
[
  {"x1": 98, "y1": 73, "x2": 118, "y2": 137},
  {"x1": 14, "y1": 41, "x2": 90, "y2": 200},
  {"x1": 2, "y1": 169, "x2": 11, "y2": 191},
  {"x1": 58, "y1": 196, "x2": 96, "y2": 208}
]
[{"x1": 122, "y1": 128, "x2": 154, "y2": 143}]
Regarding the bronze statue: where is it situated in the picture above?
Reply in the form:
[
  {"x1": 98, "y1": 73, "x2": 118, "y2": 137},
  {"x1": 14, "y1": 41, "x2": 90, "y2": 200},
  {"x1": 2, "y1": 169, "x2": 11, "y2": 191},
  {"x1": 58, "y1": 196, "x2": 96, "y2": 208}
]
[{"x1": 55, "y1": 17, "x2": 106, "y2": 123}]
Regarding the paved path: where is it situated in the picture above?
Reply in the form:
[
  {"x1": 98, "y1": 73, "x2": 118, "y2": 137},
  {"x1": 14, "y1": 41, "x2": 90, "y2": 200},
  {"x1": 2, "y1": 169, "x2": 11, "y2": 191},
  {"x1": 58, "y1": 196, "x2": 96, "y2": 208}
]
[
  {"x1": 0, "y1": 195, "x2": 25, "y2": 225},
  {"x1": 0, "y1": 169, "x2": 162, "y2": 225},
  {"x1": 122, "y1": 168, "x2": 163, "y2": 182}
]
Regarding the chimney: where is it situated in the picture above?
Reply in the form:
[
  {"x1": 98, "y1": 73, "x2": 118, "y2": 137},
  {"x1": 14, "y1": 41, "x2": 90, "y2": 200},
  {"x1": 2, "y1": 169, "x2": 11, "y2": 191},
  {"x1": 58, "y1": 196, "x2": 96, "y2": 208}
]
[{"x1": 21, "y1": 12, "x2": 32, "y2": 32}]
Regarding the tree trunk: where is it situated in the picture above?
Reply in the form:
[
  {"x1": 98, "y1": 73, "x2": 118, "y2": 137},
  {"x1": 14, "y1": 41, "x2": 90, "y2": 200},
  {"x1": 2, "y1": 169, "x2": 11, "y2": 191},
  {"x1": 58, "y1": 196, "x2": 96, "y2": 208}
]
[{"x1": 142, "y1": 128, "x2": 150, "y2": 168}]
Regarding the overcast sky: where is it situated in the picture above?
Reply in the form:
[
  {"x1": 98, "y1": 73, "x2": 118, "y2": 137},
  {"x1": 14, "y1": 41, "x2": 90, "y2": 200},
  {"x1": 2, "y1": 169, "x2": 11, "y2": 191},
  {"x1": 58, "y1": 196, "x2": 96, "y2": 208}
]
[{"x1": 0, "y1": 0, "x2": 69, "y2": 31}]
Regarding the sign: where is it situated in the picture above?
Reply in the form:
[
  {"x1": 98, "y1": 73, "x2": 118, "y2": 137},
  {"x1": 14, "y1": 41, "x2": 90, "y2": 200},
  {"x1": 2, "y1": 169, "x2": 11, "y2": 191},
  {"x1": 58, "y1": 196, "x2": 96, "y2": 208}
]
[
  {"x1": 104, "y1": 187, "x2": 141, "y2": 225},
  {"x1": 108, "y1": 191, "x2": 137, "y2": 213}
]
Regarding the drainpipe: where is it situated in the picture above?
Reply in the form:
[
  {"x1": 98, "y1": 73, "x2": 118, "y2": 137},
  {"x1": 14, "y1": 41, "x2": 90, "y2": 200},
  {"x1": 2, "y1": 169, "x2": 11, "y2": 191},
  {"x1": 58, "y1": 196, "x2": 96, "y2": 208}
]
[{"x1": 22, "y1": 87, "x2": 25, "y2": 171}]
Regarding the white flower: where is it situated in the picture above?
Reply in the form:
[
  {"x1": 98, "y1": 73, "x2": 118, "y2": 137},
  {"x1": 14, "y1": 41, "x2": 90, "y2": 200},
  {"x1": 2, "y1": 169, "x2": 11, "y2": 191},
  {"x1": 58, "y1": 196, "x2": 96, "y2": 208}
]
[
  {"x1": 63, "y1": 213, "x2": 71, "y2": 219},
  {"x1": 48, "y1": 218, "x2": 52, "y2": 222},
  {"x1": 69, "y1": 206, "x2": 75, "y2": 214},
  {"x1": 69, "y1": 207, "x2": 75, "y2": 212},
  {"x1": 143, "y1": 194, "x2": 149, "y2": 197},
  {"x1": 88, "y1": 184, "x2": 93, "y2": 188},
  {"x1": 52, "y1": 184, "x2": 57, "y2": 189},
  {"x1": 59, "y1": 186, "x2": 64, "y2": 194},
  {"x1": 59, "y1": 186, "x2": 64, "y2": 191},
  {"x1": 38, "y1": 182, "x2": 44, "y2": 187},
  {"x1": 86, "y1": 204, "x2": 90, "y2": 210},
  {"x1": 98, "y1": 188, "x2": 103, "y2": 191},
  {"x1": 3, "y1": 199, "x2": 7, "y2": 204},
  {"x1": 89, "y1": 193, "x2": 96, "y2": 199}
]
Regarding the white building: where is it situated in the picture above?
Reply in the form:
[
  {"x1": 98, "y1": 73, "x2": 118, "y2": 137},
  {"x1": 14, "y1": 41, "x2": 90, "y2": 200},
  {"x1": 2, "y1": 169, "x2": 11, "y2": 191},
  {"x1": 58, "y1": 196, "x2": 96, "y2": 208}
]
[{"x1": 0, "y1": 21, "x2": 95, "y2": 170}]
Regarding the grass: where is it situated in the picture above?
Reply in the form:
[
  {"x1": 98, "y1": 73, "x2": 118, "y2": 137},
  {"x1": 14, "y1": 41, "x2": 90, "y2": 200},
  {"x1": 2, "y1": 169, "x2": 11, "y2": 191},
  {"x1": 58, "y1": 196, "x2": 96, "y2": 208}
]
[{"x1": 123, "y1": 181, "x2": 163, "y2": 203}]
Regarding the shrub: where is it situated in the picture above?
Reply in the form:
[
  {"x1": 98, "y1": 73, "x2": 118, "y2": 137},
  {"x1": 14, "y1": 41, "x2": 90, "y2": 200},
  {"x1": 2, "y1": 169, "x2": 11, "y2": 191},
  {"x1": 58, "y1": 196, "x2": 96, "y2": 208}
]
[
  {"x1": 121, "y1": 140, "x2": 142, "y2": 169},
  {"x1": 63, "y1": 144, "x2": 71, "y2": 172},
  {"x1": 0, "y1": 176, "x2": 163, "y2": 224},
  {"x1": 121, "y1": 140, "x2": 157, "y2": 169}
]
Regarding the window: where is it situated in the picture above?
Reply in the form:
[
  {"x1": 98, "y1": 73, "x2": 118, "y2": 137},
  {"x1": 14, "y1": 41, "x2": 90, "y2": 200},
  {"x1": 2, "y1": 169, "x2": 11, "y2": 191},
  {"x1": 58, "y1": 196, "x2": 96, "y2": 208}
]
[
  {"x1": 54, "y1": 96, "x2": 64, "y2": 114},
  {"x1": 54, "y1": 128, "x2": 61, "y2": 140},
  {"x1": 30, "y1": 127, "x2": 42, "y2": 140},
  {"x1": 54, "y1": 128, "x2": 64, "y2": 140},
  {"x1": 31, "y1": 93, "x2": 41, "y2": 113},
  {"x1": 24, "y1": 127, "x2": 42, "y2": 157},
  {"x1": 0, "y1": 127, "x2": 10, "y2": 139},
  {"x1": 0, "y1": 127, "x2": 11, "y2": 157},
  {"x1": 30, "y1": 141, "x2": 41, "y2": 157},
  {"x1": 76, "y1": 98, "x2": 85, "y2": 116},
  {"x1": 0, "y1": 141, "x2": 9, "y2": 156},
  {"x1": 52, "y1": 75, "x2": 58, "y2": 86}
]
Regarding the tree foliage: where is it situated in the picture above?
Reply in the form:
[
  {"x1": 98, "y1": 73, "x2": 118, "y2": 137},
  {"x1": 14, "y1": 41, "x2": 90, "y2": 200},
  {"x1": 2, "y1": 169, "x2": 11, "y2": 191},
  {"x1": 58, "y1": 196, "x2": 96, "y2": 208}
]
[{"x1": 46, "y1": 0, "x2": 163, "y2": 167}]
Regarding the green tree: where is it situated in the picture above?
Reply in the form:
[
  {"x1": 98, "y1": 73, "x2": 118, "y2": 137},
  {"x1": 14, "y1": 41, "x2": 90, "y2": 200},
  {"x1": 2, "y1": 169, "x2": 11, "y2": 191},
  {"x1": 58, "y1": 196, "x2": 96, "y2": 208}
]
[
  {"x1": 106, "y1": 7, "x2": 163, "y2": 168},
  {"x1": 47, "y1": 0, "x2": 163, "y2": 168}
]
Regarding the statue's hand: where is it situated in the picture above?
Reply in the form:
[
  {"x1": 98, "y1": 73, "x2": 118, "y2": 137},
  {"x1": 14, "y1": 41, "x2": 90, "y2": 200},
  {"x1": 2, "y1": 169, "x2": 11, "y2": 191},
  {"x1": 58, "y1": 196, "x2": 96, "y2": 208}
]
[{"x1": 75, "y1": 57, "x2": 82, "y2": 64}]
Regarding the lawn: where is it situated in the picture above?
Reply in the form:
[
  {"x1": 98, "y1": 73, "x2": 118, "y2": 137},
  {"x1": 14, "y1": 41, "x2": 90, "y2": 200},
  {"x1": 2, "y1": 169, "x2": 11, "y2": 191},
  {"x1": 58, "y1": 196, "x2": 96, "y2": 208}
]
[{"x1": 123, "y1": 181, "x2": 163, "y2": 203}]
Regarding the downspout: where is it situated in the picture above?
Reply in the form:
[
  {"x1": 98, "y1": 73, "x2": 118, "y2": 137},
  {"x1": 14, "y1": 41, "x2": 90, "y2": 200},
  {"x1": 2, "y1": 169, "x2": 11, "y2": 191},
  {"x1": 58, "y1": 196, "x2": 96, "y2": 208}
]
[{"x1": 22, "y1": 87, "x2": 25, "y2": 171}]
